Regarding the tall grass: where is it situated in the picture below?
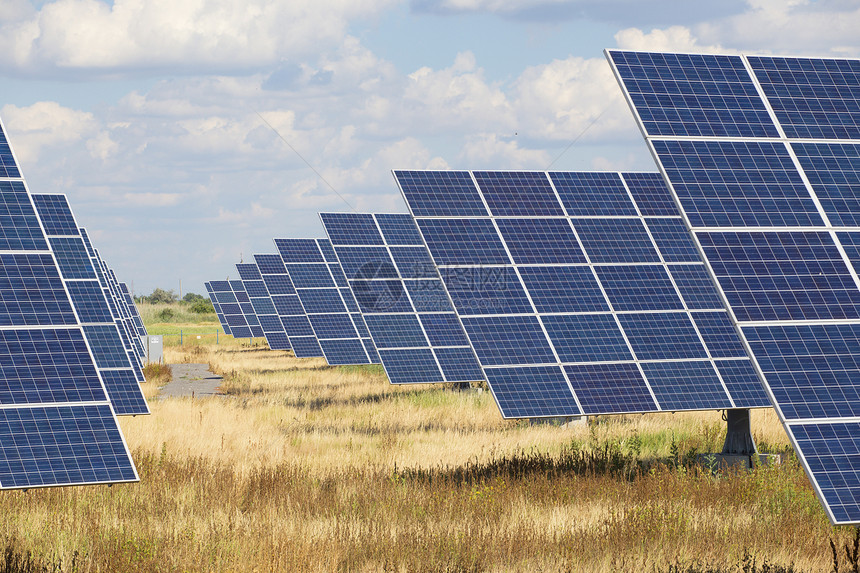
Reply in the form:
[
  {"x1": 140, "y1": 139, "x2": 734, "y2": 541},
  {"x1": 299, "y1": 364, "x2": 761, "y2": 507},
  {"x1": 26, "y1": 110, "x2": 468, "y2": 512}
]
[{"x1": 0, "y1": 340, "x2": 849, "y2": 571}]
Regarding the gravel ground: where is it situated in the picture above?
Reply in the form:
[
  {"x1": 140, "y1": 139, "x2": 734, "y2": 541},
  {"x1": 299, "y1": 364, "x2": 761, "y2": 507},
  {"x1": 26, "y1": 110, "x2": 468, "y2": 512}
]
[{"x1": 158, "y1": 363, "x2": 223, "y2": 399}]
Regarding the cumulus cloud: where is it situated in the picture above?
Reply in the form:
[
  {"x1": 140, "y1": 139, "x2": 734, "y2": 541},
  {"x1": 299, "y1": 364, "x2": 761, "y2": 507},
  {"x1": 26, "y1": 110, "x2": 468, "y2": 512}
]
[
  {"x1": 1, "y1": 101, "x2": 101, "y2": 164},
  {"x1": 0, "y1": 0, "x2": 397, "y2": 75}
]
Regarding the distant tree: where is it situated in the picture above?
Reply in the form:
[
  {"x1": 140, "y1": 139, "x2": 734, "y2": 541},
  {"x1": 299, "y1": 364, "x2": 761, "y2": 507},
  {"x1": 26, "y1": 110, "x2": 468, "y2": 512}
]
[
  {"x1": 182, "y1": 292, "x2": 207, "y2": 304},
  {"x1": 147, "y1": 288, "x2": 178, "y2": 304}
]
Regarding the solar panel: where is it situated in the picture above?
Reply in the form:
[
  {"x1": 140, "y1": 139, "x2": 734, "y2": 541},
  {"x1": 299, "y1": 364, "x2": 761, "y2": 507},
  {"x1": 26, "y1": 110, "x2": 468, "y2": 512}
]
[
  {"x1": 236, "y1": 262, "x2": 291, "y2": 350},
  {"x1": 274, "y1": 238, "x2": 379, "y2": 365},
  {"x1": 321, "y1": 212, "x2": 483, "y2": 384},
  {"x1": 205, "y1": 281, "x2": 232, "y2": 336},
  {"x1": 0, "y1": 117, "x2": 137, "y2": 488},
  {"x1": 253, "y1": 254, "x2": 323, "y2": 357},
  {"x1": 395, "y1": 170, "x2": 769, "y2": 420},
  {"x1": 119, "y1": 283, "x2": 147, "y2": 337},
  {"x1": 608, "y1": 49, "x2": 860, "y2": 525},
  {"x1": 32, "y1": 195, "x2": 148, "y2": 416}
]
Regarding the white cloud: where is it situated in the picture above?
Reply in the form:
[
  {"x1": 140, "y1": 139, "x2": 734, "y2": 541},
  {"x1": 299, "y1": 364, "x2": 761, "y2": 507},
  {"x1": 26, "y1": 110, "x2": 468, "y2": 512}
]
[
  {"x1": 512, "y1": 56, "x2": 630, "y2": 142},
  {"x1": 1, "y1": 101, "x2": 99, "y2": 164},
  {"x1": 614, "y1": 25, "x2": 730, "y2": 53},
  {"x1": 459, "y1": 133, "x2": 550, "y2": 169},
  {"x1": 402, "y1": 52, "x2": 515, "y2": 134},
  {"x1": 0, "y1": 0, "x2": 398, "y2": 75}
]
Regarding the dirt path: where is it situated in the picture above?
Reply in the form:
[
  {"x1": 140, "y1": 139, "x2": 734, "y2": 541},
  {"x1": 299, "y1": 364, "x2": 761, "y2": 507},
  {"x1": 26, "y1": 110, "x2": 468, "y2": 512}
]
[{"x1": 159, "y1": 363, "x2": 224, "y2": 399}]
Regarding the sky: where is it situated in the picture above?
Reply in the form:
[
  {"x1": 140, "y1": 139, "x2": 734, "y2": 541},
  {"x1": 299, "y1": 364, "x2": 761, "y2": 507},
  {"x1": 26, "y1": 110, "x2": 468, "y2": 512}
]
[{"x1": 1, "y1": 0, "x2": 858, "y2": 296}]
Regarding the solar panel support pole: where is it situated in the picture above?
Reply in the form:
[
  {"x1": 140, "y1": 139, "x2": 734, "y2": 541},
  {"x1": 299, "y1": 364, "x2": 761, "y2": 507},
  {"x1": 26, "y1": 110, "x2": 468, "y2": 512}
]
[{"x1": 721, "y1": 409, "x2": 756, "y2": 456}]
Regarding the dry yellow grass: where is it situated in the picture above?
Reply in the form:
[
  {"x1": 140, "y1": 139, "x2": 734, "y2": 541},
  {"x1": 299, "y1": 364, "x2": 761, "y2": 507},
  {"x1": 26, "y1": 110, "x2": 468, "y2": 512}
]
[{"x1": 0, "y1": 340, "x2": 848, "y2": 572}]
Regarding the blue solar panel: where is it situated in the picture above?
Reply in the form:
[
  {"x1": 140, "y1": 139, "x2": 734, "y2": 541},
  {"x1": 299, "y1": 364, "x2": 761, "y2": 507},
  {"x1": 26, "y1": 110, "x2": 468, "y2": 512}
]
[
  {"x1": 542, "y1": 314, "x2": 631, "y2": 362},
  {"x1": 210, "y1": 281, "x2": 254, "y2": 339},
  {"x1": 793, "y1": 143, "x2": 860, "y2": 226},
  {"x1": 698, "y1": 231, "x2": 860, "y2": 322},
  {"x1": 595, "y1": 265, "x2": 684, "y2": 311},
  {"x1": 0, "y1": 182, "x2": 47, "y2": 250},
  {"x1": 749, "y1": 56, "x2": 860, "y2": 140},
  {"x1": 623, "y1": 172, "x2": 678, "y2": 216},
  {"x1": 0, "y1": 254, "x2": 77, "y2": 326},
  {"x1": 377, "y1": 349, "x2": 443, "y2": 383},
  {"x1": 608, "y1": 49, "x2": 860, "y2": 525},
  {"x1": 83, "y1": 325, "x2": 131, "y2": 368},
  {"x1": 376, "y1": 213, "x2": 424, "y2": 245},
  {"x1": 518, "y1": 266, "x2": 608, "y2": 313},
  {"x1": 0, "y1": 404, "x2": 137, "y2": 488},
  {"x1": 273, "y1": 238, "x2": 324, "y2": 263},
  {"x1": 653, "y1": 140, "x2": 823, "y2": 228},
  {"x1": 99, "y1": 370, "x2": 149, "y2": 418},
  {"x1": 31, "y1": 195, "x2": 78, "y2": 236},
  {"x1": 789, "y1": 422, "x2": 860, "y2": 524},
  {"x1": 608, "y1": 50, "x2": 778, "y2": 138},
  {"x1": 550, "y1": 171, "x2": 637, "y2": 216},
  {"x1": 395, "y1": 170, "x2": 488, "y2": 217},
  {"x1": 573, "y1": 219, "x2": 660, "y2": 263},
  {"x1": 496, "y1": 219, "x2": 586, "y2": 264},
  {"x1": 275, "y1": 237, "x2": 377, "y2": 365},
  {"x1": 474, "y1": 171, "x2": 564, "y2": 216},
  {"x1": 640, "y1": 361, "x2": 731, "y2": 411},
  {"x1": 484, "y1": 366, "x2": 582, "y2": 418},
  {"x1": 0, "y1": 328, "x2": 106, "y2": 405},
  {"x1": 564, "y1": 363, "x2": 656, "y2": 415},
  {"x1": 49, "y1": 237, "x2": 97, "y2": 280},
  {"x1": 397, "y1": 169, "x2": 764, "y2": 418},
  {"x1": 65, "y1": 281, "x2": 114, "y2": 324},
  {"x1": 417, "y1": 219, "x2": 510, "y2": 265}
]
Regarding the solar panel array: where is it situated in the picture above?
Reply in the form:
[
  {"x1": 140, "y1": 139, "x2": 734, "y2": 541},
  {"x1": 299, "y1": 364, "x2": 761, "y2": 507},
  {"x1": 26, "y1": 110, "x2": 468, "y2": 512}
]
[
  {"x1": 321, "y1": 212, "x2": 483, "y2": 384},
  {"x1": 205, "y1": 281, "x2": 232, "y2": 336},
  {"x1": 393, "y1": 170, "x2": 770, "y2": 418},
  {"x1": 85, "y1": 238, "x2": 146, "y2": 369},
  {"x1": 607, "y1": 49, "x2": 860, "y2": 525},
  {"x1": 0, "y1": 118, "x2": 138, "y2": 489},
  {"x1": 236, "y1": 262, "x2": 291, "y2": 350},
  {"x1": 275, "y1": 238, "x2": 380, "y2": 365},
  {"x1": 230, "y1": 279, "x2": 265, "y2": 338},
  {"x1": 32, "y1": 194, "x2": 148, "y2": 416},
  {"x1": 209, "y1": 280, "x2": 253, "y2": 338},
  {"x1": 254, "y1": 253, "x2": 323, "y2": 357}
]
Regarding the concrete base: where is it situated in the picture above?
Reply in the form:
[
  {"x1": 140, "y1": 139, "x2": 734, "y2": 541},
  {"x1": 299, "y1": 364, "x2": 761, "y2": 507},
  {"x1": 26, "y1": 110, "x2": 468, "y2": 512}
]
[{"x1": 696, "y1": 453, "x2": 783, "y2": 470}]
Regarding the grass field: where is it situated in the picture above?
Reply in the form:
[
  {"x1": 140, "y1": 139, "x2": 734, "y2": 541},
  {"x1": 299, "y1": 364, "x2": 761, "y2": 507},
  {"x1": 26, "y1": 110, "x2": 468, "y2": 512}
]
[{"x1": 1, "y1": 321, "x2": 857, "y2": 572}]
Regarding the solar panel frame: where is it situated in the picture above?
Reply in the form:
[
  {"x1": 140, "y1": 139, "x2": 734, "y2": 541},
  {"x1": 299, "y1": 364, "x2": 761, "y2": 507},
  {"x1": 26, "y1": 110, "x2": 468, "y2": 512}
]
[
  {"x1": 607, "y1": 48, "x2": 860, "y2": 525},
  {"x1": 395, "y1": 169, "x2": 769, "y2": 420},
  {"x1": 274, "y1": 238, "x2": 379, "y2": 365},
  {"x1": 321, "y1": 212, "x2": 484, "y2": 384}
]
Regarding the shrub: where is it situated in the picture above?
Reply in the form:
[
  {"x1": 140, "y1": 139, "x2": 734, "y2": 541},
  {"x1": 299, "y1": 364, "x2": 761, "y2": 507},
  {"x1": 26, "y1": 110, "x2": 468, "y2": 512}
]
[
  {"x1": 190, "y1": 300, "x2": 215, "y2": 314},
  {"x1": 157, "y1": 308, "x2": 175, "y2": 322}
]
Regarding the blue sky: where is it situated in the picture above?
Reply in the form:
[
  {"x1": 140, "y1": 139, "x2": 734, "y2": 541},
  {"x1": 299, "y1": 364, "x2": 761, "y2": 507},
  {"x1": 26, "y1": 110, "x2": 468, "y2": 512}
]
[{"x1": 0, "y1": 0, "x2": 857, "y2": 295}]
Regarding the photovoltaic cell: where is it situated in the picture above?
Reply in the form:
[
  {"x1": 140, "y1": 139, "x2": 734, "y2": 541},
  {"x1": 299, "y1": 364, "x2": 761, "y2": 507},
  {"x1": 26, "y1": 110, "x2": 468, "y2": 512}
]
[
  {"x1": 396, "y1": 169, "x2": 764, "y2": 419},
  {"x1": 322, "y1": 212, "x2": 483, "y2": 385},
  {"x1": 608, "y1": 48, "x2": 860, "y2": 524}
]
